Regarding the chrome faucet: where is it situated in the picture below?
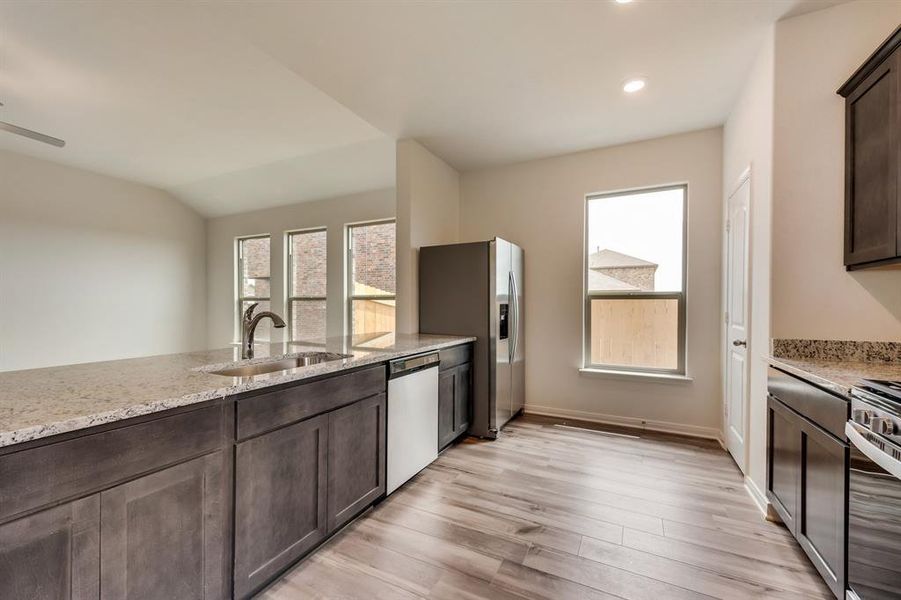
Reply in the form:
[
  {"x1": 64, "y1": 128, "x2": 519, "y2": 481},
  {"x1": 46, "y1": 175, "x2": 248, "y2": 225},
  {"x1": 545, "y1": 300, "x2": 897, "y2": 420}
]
[{"x1": 241, "y1": 303, "x2": 286, "y2": 360}]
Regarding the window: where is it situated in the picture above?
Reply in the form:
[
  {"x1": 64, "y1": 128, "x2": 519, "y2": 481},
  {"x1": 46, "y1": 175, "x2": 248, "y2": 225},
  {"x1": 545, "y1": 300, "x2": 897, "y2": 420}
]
[
  {"x1": 584, "y1": 185, "x2": 686, "y2": 374},
  {"x1": 237, "y1": 235, "x2": 271, "y2": 341},
  {"x1": 347, "y1": 220, "x2": 396, "y2": 338},
  {"x1": 287, "y1": 228, "x2": 327, "y2": 341}
]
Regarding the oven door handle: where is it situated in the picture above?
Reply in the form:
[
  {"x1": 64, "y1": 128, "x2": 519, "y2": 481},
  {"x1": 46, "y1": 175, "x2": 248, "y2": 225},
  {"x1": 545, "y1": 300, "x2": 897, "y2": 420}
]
[{"x1": 846, "y1": 421, "x2": 901, "y2": 480}]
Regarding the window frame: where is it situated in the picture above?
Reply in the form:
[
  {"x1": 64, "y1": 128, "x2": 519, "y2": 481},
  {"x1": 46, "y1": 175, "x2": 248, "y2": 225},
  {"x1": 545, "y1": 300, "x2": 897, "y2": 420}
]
[
  {"x1": 582, "y1": 183, "x2": 688, "y2": 376},
  {"x1": 236, "y1": 233, "x2": 271, "y2": 342},
  {"x1": 285, "y1": 227, "x2": 328, "y2": 342},
  {"x1": 346, "y1": 219, "x2": 397, "y2": 338}
]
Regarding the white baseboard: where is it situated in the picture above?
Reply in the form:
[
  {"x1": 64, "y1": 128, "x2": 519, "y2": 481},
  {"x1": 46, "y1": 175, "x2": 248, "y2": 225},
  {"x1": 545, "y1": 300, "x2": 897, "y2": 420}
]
[
  {"x1": 744, "y1": 475, "x2": 769, "y2": 517},
  {"x1": 523, "y1": 404, "x2": 723, "y2": 441}
]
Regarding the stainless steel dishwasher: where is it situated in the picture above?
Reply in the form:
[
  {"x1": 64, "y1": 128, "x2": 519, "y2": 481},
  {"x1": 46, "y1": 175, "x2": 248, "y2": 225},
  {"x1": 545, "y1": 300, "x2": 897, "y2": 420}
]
[{"x1": 386, "y1": 351, "x2": 439, "y2": 495}]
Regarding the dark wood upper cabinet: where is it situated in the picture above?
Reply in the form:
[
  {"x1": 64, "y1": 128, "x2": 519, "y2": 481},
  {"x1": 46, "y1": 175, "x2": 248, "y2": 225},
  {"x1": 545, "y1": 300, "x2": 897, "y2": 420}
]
[{"x1": 838, "y1": 26, "x2": 901, "y2": 270}]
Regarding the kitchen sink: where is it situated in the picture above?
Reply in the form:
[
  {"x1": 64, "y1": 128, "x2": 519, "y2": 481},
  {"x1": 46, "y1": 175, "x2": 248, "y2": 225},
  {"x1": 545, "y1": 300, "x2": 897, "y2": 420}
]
[{"x1": 209, "y1": 352, "x2": 350, "y2": 377}]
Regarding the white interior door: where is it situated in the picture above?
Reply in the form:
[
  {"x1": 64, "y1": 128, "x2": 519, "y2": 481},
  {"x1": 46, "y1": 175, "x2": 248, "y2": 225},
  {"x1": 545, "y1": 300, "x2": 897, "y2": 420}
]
[{"x1": 725, "y1": 173, "x2": 751, "y2": 472}]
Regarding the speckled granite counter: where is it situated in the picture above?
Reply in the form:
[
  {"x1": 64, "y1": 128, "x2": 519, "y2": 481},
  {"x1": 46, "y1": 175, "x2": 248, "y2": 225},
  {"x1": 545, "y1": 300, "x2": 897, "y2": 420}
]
[
  {"x1": 767, "y1": 356, "x2": 901, "y2": 397},
  {"x1": 0, "y1": 333, "x2": 474, "y2": 448},
  {"x1": 767, "y1": 338, "x2": 901, "y2": 397}
]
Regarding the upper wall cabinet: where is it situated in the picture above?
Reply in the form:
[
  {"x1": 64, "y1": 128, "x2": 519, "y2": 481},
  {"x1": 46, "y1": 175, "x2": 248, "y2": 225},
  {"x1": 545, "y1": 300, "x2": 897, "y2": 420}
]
[{"x1": 838, "y1": 26, "x2": 901, "y2": 270}]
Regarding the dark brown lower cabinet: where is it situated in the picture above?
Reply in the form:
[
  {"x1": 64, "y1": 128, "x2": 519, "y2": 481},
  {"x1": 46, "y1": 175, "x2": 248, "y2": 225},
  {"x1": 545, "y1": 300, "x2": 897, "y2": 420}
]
[
  {"x1": 233, "y1": 414, "x2": 329, "y2": 599},
  {"x1": 438, "y1": 361, "x2": 472, "y2": 450},
  {"x1": 100, "y1": 452, "x2": 227, "y2": 600},
  {"x1": 454, "y1": 364, "x2": 472, "y2": 437},
  {"x1": 767, "y1": 395, "x2": 801, "y2": 532},
  {"x1": 797, "y1": 418, "x2": 848, "y2": 598},
  {"x1": 327, "y1": 393, "x2": 386, "y2": 532},
  {"x1": 438, "y1": 369, "x2": 457, "y2": 449},
  {"x1": 0, "y1": 365, "x2": 391, "y2": 600},
  {"x1": 766, "y1": 390, "x2": 848, "y2": 599},
  {"x1": 0, "y1": 495, "x2": 100, "y2": 600}
]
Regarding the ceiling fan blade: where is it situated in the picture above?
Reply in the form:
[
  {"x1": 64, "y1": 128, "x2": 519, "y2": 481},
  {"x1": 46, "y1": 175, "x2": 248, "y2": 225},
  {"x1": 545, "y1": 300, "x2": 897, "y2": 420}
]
[{"x1": 0, "y1": 120, "x2": 66, "y2": 148}]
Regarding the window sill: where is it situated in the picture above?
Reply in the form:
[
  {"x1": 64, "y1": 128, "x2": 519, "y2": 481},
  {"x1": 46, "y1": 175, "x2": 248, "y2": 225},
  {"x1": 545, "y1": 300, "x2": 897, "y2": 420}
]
[{"x1": 578, "y1": 368, "x2": 693, "y2": 384}]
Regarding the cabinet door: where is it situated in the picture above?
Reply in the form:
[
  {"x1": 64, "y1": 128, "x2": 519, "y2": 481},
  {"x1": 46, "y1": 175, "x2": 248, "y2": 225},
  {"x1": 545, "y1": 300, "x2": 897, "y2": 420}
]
[
  {"x1": 767, "y1": 396, "x2": 801, "y2": 533},
  {"x1": 798, "y1": 420, "x2": 848, "y2": 599},
  {"x1": 327, "y1": 394, "x2": 386, "y2": 532},
  {"x1": 845, "y1": 52, "x2": 898, "y2": 266},
  {"x1": 454, "y1": 363, "x2": 472, "y2": 436},
  {"x1": 100, "y1": 452, "x2": 226, "y2": 600},
  {"x1": 234, "y1": 414, "x2": 327, "y2": 599},
  {"x1": 0, "y1": 495, "x2": 100, "y2": 600},
  {"x1": 438, "y1": 368, "x2": 456, "y2": 450}
]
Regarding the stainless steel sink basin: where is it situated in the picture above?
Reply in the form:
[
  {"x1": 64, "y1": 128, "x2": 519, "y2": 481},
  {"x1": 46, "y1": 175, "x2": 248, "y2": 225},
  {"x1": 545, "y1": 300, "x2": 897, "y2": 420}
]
[{"x1": 209, "y1": 352, "x2": 350, "y2": 377}]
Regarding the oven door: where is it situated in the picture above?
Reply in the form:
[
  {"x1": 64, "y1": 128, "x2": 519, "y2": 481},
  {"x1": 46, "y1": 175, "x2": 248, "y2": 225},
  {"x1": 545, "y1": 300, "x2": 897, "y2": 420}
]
[{"x1": 846, "y1": 421, "x2": 901, "y2": 600}]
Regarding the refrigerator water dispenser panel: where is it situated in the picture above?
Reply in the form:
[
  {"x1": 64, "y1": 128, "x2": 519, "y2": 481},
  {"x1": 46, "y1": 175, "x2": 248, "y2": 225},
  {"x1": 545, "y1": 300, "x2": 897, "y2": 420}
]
[{"x1": 499, "y1": 304, "x2": 509, "y2": 340}]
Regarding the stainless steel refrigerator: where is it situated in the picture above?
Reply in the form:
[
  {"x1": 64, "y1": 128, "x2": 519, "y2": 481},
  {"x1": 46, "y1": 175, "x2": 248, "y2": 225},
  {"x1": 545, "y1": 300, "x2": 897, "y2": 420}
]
[{"x1": 419, "y1": 238, "x2": 524, "y2": 438}]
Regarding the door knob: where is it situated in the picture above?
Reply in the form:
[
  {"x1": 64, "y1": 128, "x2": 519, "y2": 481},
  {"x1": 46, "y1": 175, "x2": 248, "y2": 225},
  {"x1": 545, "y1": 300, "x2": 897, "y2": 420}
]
[{"x1": 732, "y1": 340, "x2": 747, "y2": 347}]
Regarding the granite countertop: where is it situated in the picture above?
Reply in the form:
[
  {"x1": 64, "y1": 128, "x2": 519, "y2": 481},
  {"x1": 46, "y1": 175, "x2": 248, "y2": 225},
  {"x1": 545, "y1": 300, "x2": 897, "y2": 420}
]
[
  {"x1": 0, "y1": 333, "x2": 475, "y2": 448},
  {"x1": 767, "y1": 355, "x2": 901, "y2": 397}
]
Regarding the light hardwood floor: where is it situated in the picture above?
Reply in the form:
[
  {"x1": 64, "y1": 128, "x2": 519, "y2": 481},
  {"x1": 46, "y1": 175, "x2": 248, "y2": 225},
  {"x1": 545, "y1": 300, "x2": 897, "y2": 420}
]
[{"x1": 257, "y1": 415, "x2": 833, "y2": 599}]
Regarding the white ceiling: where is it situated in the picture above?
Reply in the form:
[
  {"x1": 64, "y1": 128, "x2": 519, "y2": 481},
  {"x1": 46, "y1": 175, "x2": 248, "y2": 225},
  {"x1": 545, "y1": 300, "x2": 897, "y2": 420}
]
[
  {"x1": 0, "y1": 1, "x2": 394, "y2": 217},
  {"x1": 1, "y1": 0, "x2": 844, "y2": 216},
  {"x1": 208, "y1": 0, "x2": 845, "y2": 172}
]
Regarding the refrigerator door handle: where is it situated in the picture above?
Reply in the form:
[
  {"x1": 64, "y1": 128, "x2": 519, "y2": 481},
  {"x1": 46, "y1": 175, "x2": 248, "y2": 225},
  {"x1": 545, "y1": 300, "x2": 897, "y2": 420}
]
[{"x1": 509, "y1": 271, "x2": 518, "y2": 362}]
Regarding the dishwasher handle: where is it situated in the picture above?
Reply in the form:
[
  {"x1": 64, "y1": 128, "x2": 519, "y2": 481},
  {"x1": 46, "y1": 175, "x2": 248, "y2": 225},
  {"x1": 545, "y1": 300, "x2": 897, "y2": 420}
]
[{"x1": 388, "y1": 352, "x2": 440, "y2": 379}]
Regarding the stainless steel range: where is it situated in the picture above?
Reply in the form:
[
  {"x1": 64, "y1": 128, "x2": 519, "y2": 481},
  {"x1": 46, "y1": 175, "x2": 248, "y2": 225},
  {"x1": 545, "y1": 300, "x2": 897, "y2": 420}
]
[{"x1": 847, "y1": 380, "x2": 901, "y2": 600}]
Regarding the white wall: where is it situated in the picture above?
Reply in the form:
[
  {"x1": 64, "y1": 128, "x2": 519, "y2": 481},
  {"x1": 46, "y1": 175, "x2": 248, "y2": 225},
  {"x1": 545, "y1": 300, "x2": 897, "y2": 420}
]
[
  {"x1": 772, "y1": 2, "x2": 901, "y2": 341},
  {"x1": 459, "y1": 128, "x2": 724, "y2": 437},
  {"x1": 722, "y1": 28, "x2": 775, "y2": 500},
  {"x1": 205, "y1": 188, "x2": 395, "y2": 348},
  {"x1": 0, "y1": 150, "x2": 207, "y2": 372},
  {"x1": 395, "y1": 139, "x2": 460, "y2": 334}
]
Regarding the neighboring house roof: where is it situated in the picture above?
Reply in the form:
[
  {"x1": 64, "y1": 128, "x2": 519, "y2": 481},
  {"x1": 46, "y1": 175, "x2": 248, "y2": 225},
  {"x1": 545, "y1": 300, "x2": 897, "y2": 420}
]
[
  {"x1": 588, "y1": 270, "x2": 640, "y2": 291},
  {"x1": 589, "y1": 248, "x2": 657, "y2": 270}
]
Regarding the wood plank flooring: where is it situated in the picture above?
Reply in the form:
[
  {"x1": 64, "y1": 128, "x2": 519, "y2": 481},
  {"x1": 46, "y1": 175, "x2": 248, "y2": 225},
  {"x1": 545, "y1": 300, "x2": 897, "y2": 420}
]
[{"x1": 256, "y1": 415, "x2": 833, "y2": 599}]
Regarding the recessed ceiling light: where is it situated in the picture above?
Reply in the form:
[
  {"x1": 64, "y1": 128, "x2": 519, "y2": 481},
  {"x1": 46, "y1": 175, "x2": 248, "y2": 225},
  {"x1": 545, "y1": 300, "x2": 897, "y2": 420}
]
[
  {"x1": 615, "y1": 0, "x2": 633, "y2": 4},
  {"x1": 622, "y1": 78, "x2": 646, "y2": 93}
]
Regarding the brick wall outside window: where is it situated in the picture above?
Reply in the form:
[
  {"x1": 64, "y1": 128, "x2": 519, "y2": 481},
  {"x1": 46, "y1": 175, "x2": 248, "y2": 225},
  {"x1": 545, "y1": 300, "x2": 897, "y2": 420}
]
[
  {"x1": 289, "y1": 230, "x2": 327, "y2": 341},
  {"x1": 351, "y1": 222, "x2": 395, "y2": 296},
  {"x1": 350, "y1": 221, "x2": 396, "y2": 336}
]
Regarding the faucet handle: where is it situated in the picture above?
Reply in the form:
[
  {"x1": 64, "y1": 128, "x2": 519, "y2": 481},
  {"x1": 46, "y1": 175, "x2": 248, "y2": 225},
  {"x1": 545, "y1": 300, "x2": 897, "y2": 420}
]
[{"x1": 242, "y1": 302, "x2": 259, "y2": 322}]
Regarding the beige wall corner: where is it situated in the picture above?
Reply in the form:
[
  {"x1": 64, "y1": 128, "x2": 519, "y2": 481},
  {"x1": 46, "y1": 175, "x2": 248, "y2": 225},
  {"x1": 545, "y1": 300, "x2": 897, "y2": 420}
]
[
  {"x1": 772, "y1": 1, "x2": 901, "y2": 341},
  {"x1": 395, "y1": 139, "x2": 461, "y2": 334},
  {"x1": 460, "y1": 127, "x2": 724, "y2": 434},
  {"x1": 723, "y1": 25, "x2": 775, "y2": 495},
  {"x1": 0, "y1": 150, "x2": 207, "y2": 371}
]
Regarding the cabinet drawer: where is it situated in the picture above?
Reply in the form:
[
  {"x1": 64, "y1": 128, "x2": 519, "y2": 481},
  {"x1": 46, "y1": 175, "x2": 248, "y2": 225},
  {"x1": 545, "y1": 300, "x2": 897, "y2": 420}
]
[
  {"x1": 0, "y1": 404, "x2": 224, "y2": 523},
  {"x1": 236, "y1": 365, "x2": 386, "y2": 440},
  {"x1": 767, "y1": 368, "x2": 848, "y2": 439},
  {"x1": 439, "y1": 344, "x2": 472, "y2": 371}
]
